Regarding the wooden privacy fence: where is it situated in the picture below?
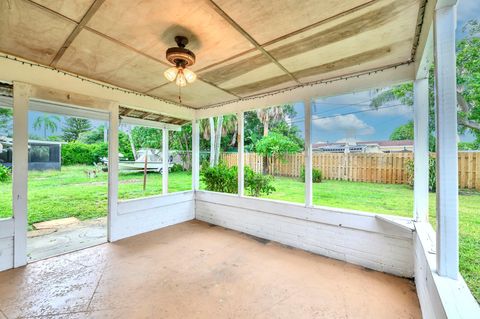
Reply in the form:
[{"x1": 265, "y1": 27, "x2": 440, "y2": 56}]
[{"x1": 220, "y1": 152, "x2": 480, "y2": 190}]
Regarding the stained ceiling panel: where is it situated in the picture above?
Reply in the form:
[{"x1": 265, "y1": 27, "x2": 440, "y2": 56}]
[
  {"x1": 200, "y1": 0, "x2": 420, "y2": 97},
  {"x1": 56, "y1": 29, "x2": 169, "y2": 94},
  {"x1": 213, "y1": 0, "x2": 372, "y2": 45},
  {"x1": 86, "y1": 0, "x2": 255, "y2": 71},
  {"x1": 0, "y1": 0, "x2": 76, "y2": 65},
  {"x1": 30, "y1": 0, "x2": 95, "y2": 22}
]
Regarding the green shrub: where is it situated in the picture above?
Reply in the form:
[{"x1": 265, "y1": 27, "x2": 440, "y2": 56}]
[
  {"x1": 245, "y1": 166, "x2": 276, "y2": 197},
  {"x1": 61, "y1": 142, "x2": 112, "y2": 165},
  {"x1": 61, "y1": 142, "x2": 96, "y2": 165},
  {"x1": 201, "y1": 164, "x2": 275, "y2": 197},
  {"x1": 201, "y1": 163, "x2": 238, "y2": 193},
  {"x1": 91, "y1": 142, "x2": 108, "y2": 162},
  {"x1": 170, "y1": 163, "x2": 185, "y2": 173},
  {"x1": 406, "y1": 157, "x2": 436, "y2": 192},
  {"x1": 300, "y1": 167, "x2": 323, "y2": 183},
  {"x1": 0, "y1": 164, "x2": 11, "y2": 182}
]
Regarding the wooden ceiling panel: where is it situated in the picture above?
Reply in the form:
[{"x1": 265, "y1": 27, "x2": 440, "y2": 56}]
[
  {"x1": 149, "y1": 81, "x2": 237, "y2": 108},
  {"x1": 211, "y1": 0, "x2": 419, "y2": 97},
  {"x1": 0, "y1": 0, "x2": 76, "y2": 65},
  {"x1": 56, "y1": 29, "x2": 169, "y2": 93},
  {"x1": 292, "y1": 41, "x2": 412, "y2": 85},
  {"x1": 265, "y1": 0, "x2": 418, "y2": 63},
  {"x1": 214, "y1": 0, "x2": 372, "y2": 44},
  {"x1": 198, "y1": 50, "x2": 288, "y2": 94},
  {"x1": 86, "y1": 0, "x2": 255, "y2": 70},
  {"x1": 30, "y1": 0, "x2": 95, "y2": 22},
  {"x1": 271, "y1": 0, "x2": 419, "y2": 75}
]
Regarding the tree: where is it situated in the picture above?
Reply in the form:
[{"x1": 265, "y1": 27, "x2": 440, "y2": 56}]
[
  {"x1": 371, "y1": 19, "x2": 480, "y2": 149},
  {"x1": 169, "y1": 124, "x2": 192, "y2": 169},
  {"x1": 256, "y1": 105, "x2": 292, "y2": 137},
  {"x1": 130, "y1": 126, "x2": 162, "y2": 149},
  {"x1": 199, "y1": 115, "x2": 237, "y2": 167},
  {"x1": 390, "y1": 121, "x2": 414, "y2": 140},
  {"x1": 62, "y1": 117, "x2": 92, "y2": 142},
  {"x1": 34, "y1": 114, "x2": 60, "y2": 139},
  {"x1": 251, "y1": 104, "x2": 301, "y2": 173},
  {"x1": 255, "y1": 132, "x2": 301, "y2": 175},
  {"x1": 0, "y1": 108, "x2": 12, "y2": 136},
  {"x1": 79, "y1": 125, "x2": 134, "y2": 160}
]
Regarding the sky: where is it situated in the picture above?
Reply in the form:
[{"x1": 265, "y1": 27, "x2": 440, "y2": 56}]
[{"x1": 288, "y1": 95, "x2": 413, "y2": 144}]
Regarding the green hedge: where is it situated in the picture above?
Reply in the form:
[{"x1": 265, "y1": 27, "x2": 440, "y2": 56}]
[{"x1": 61, "y1": 142, "x2": 108, "y2": 165}]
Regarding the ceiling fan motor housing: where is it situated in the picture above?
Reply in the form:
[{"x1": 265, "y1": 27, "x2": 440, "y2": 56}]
[{"x1": 166, "y1": 36, "x2": 196, "y2": 67}]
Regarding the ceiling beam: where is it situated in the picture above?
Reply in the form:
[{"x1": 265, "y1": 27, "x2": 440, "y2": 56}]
[
  {"x1": 141, "y1": 112, "x2": 153, "y2": 119},
  {"x1": 122, "y1": 108, "x2": 135, "y2": 116},
  {"x1": 195, "y1": 62, "x2": 414, "y2": 118},
  {"x1": 208, "y1": 0, "x2": 300, "y2": 84},
  {"x1": 50, "y1": 0, "x2": 106, "y2": 67}
]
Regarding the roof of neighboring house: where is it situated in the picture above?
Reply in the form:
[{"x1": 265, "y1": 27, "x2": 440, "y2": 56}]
[
  {"x1": 313, "y1": 140, "x2": 413, "y2": 148},
  {"x1": 357, "y1": 140, "x2": 413, "y2": 147}
]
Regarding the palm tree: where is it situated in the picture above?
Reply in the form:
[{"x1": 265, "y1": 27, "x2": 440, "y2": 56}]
[
  {"x1": 33, "y1": 115, "x2": 60, "y2": 139},
  {"x1": 256, "y1": 106, "x2": 287, "y2": 173},
  {"x1": 199, "y1": 116, "x2": 238, "y2": 166},
  {"x1": 256, "y1": 106, "x2": 285, "y2": 137}
]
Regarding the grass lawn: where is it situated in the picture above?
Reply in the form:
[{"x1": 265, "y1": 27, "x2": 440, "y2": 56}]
[
  {"x1": 0, "y1": 166, "x2": 477, "y2": 301},
  {"x1": 0, "y1": 165, "x2": 192, "y2": 225}
]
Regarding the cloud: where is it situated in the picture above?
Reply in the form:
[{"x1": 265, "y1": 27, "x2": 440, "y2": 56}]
[{"x1": 313, "y1": 114, "x2": 374, "y2": 136}]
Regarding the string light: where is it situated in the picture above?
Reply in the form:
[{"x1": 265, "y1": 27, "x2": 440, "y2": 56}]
[
  {"x1": 1, "y1": 54, "x2": 412, "y2": 112},
  {"x1": 0, "y1": 54, "x2": 189, "y2": 109},
  {"x1": 201, "y1": 60, "x2": 413, "y2": 110}
]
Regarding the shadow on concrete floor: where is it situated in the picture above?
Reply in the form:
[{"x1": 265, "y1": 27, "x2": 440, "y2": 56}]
[{"x1": 27, "y1": 217, "x2": 107, "y2": 262}]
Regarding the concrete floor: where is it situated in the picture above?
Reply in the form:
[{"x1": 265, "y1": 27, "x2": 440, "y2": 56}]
[
  {"x1": 0, "y1": 221, "x2": 421, "y2": 318},
  {"x1": 27, "y1": 217, "x2": 107, "y2": 262}
]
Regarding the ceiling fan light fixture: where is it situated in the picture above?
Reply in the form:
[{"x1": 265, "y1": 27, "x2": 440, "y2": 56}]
[
  {"x1": 183, "y1": 68, "x2": 196, "y2": 83},
  {"x1": 175, "y1": 69, "x2": 187, "y2": 87},
  {"x1": 164, "y1": 36, "x2": 196, "y2": 87},
  {"x1": 164, "y1": 67, "x2": 179, "y2": 82}
]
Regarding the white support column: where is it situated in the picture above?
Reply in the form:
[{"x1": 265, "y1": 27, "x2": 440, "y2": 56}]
[
  {"x1": 12, "y1": 82, "x2": 30, "y2": 267},
  {"x1": 162, "y1": 128, "x2": 169, "y2": 195},
  {"x1": 413, "y1": 78, "x2": 430, "y2": 222},
  {"x1": 107, "y1": 102, "x2": 119, "y2": 242},
  {"x1": 304, "y1": 99, "x2": 313, "y2": 207},
  {"x1": 237, "y1": 112, "x2": 244, "y2": 196},
  {"x1": 192, "y1": 119, "x2": 200, "y2": 190},
  {"x1": 434, "y1": 3, "x2": 458, "y2": 279}
]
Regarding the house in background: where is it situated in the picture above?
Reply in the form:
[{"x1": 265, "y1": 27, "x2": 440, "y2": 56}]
[
  {"x1": 313, "y1": 140, "x2": 413, "y2": 153},
  {"x1": 0, "y1": 137, "x2": 62, "y2": 170}
]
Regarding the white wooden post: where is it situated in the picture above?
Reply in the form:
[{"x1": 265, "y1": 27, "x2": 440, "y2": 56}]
[
  {"x1": 192, "y1": 119, "x2": 200, "y2": 190},
  {"x1": 12, "y1": 82, "x2": 30, "y2": 267},
  {"x1": 434, "y1": 3, "x2": 458, "y2": 279},
  {"x1": 237, "y1": 112, "x2": 244, "y2": 196},
  {"x1": 107, "y1": 102, "x2": 119, "y2": 242},
  {"x1": 162, "y1": 128, "x2": 169, "y2": 195},
  {"x1": 413, "y1": 78, "x2": 429, "y2": 222},
  {"x1": 304, "y1": 98, "x2": 313, "y2": 207}
]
